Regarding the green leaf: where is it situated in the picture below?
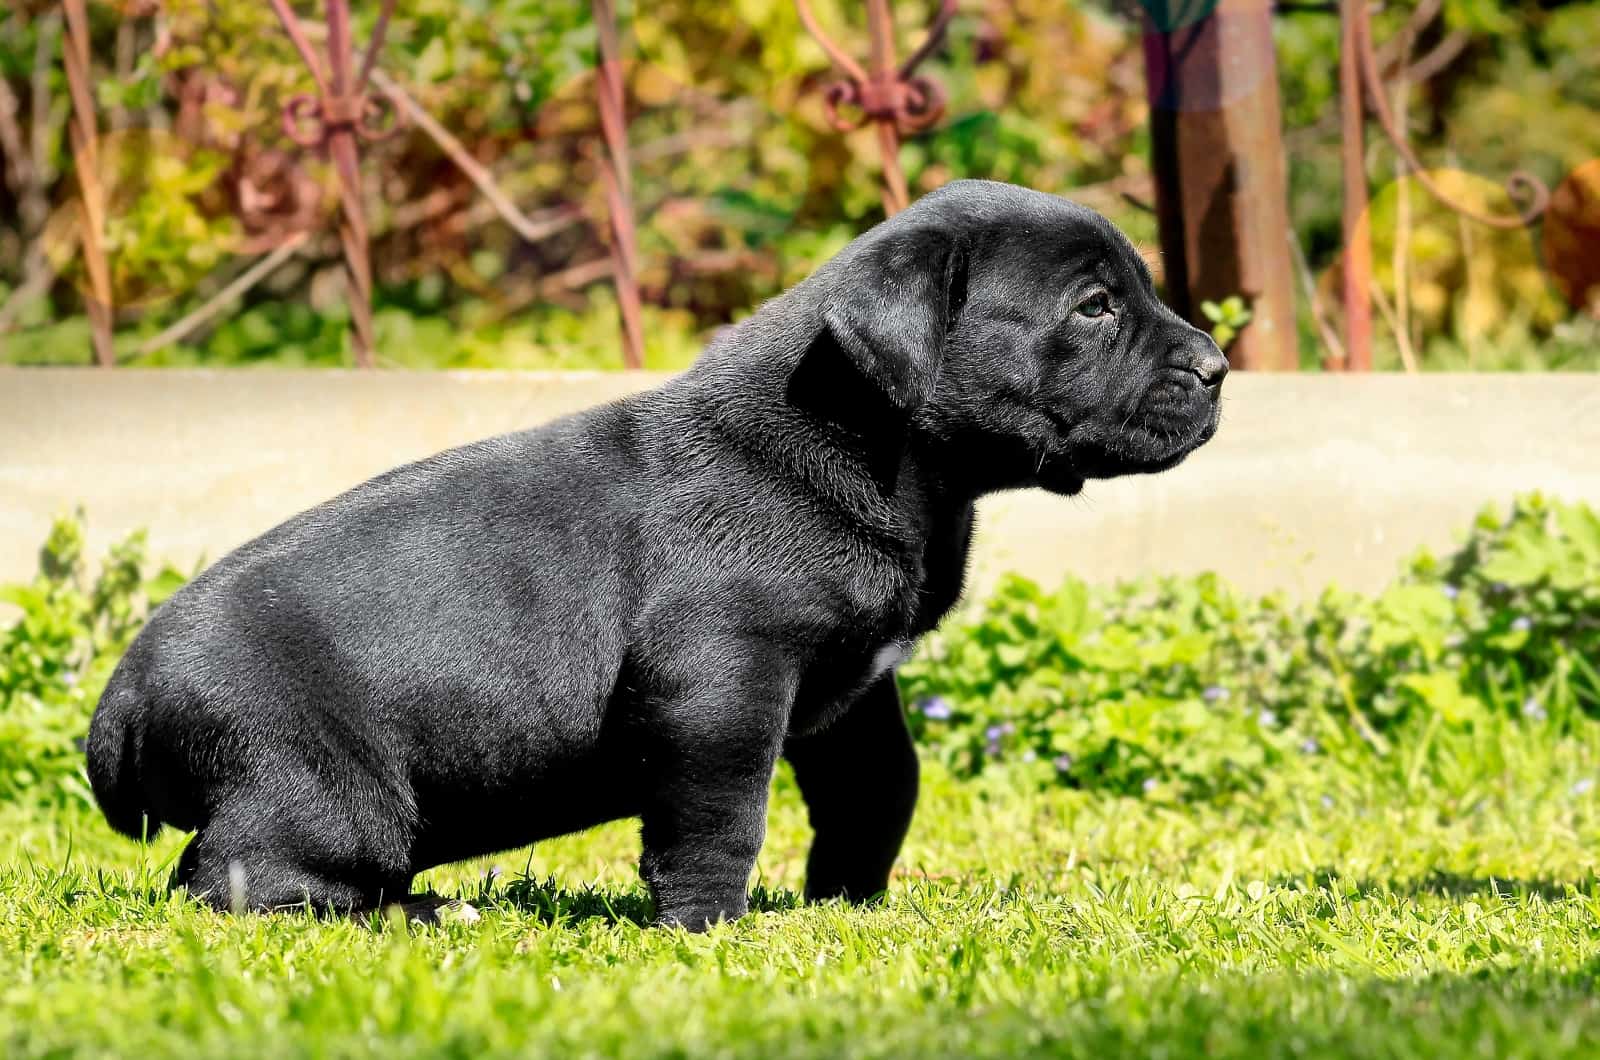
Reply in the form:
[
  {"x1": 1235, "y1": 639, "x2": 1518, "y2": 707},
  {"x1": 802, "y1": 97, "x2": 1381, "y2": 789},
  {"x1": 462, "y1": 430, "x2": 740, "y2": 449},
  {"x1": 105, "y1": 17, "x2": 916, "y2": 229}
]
[
  {"x1": 995, "y1": 643, "x2": 1031, "y2": 670},
  {"x1": 1478, "y1": 537, "x2": 1555, "y2": 587},
  {"x1": 1554, "y1": 503, "x2": 1600, "y2": 565},
  {"x1": 1396, "y1": 672, "x2": 1485, "y2": 726}
]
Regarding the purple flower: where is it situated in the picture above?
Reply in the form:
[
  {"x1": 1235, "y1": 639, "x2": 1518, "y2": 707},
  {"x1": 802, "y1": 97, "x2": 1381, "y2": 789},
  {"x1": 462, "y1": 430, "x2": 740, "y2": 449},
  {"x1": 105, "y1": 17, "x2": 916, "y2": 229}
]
[
  {"x1": 1511, "y1": 616, "x2": 1533, "y2": 633},
  {"x1": 985, "y1": 722, "x2": 1015, "y2": 740},
  {"x1": 1142, "y1": 778, "x2": 1159, "y2": 794},
  {"x1": 1320, "y1": 794, "x2": 1336, "y2": 809},
  {"x1": 1522, "y1": 697, "x2": 1547, "y2": 722},
  {"x1": 1257, "y1": 709, "x2": 1278, "y2": 728},
  {"x1": 1442, "y1": 584, "x2": 1460, "y2": 600},
  {"x1": 1203, "y1": 685, "x2": 1229, "y2": 702},
  {"x1": 1573, "y1": 778, "x2": 1595, "y2": 797},
  {"x1": 919, "y1": 697, "x2": 952, "y2": 720},
  {"x1": 1300, "y1": 738, "x2": 1321, "y2": 755},
  {"x1": 1053, "y1": 754, "x2": 1074, "y2": 773}
]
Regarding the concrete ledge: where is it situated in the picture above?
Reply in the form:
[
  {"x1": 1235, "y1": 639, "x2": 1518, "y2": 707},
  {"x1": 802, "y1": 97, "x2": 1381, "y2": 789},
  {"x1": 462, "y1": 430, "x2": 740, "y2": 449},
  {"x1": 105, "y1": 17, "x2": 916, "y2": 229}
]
[{"x1": 3, "y1": 368, "x2": 1598, "y2": 600}]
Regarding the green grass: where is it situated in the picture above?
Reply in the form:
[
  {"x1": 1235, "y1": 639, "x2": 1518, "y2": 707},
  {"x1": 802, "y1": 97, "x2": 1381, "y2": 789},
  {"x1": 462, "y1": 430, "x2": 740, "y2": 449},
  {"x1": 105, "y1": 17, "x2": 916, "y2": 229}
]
[{"x1": 4, "y1": 717, "x2": 1600, "y2": 1058}]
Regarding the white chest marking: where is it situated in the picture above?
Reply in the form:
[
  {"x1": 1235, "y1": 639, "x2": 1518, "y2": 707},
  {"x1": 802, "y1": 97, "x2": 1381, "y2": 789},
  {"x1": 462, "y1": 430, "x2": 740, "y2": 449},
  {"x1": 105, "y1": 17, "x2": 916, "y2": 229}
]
[{"x1": 865, "y1": 640, "x2": 913, "y2": 683}]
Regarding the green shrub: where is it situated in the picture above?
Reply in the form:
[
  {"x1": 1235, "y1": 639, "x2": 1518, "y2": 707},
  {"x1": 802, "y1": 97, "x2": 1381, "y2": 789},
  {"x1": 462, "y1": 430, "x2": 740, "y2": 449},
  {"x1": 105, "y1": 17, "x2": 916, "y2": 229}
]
[
  {"x1": 0, "y1": 515, "x2": 186, "y2": 809},
  {"x1": 898, "y1": 493, "x2": 1600, "y2": 799},
  {"x1": 5, "y1": 292, "x2": 705, "y2": 372},
  {"x1": 4, "y1": 496, "x2": 1596, "y2": 814}
]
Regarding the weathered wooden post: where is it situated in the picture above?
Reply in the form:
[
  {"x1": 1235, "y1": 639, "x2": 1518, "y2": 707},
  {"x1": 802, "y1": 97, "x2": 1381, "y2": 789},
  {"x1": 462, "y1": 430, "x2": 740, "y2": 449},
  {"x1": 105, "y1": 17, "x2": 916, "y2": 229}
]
[{"x1": 1141, "y1": 0, "x2": 1299, "y2": 370}]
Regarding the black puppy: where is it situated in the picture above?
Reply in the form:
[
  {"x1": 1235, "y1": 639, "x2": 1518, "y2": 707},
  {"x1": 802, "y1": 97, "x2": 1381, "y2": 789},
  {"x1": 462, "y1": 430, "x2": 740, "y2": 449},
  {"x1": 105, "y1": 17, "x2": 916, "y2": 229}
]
[{"x1": 87, "y1": 180, "x2": 1226, "y2": 928}]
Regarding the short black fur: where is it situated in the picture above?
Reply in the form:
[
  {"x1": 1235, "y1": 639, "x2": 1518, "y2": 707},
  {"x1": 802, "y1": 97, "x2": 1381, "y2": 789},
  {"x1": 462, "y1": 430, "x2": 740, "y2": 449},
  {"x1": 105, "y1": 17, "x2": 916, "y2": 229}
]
[{"x1": 86, "y1": 181, "x2": 1227, "y2": 928}]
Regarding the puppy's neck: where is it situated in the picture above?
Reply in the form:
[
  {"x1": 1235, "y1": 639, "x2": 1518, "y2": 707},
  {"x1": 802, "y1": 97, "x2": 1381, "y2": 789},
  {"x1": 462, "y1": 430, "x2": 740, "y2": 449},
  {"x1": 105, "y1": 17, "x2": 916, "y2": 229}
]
[{"x1": 909, "y1": 407, "x2": 1085, "y2": 501}]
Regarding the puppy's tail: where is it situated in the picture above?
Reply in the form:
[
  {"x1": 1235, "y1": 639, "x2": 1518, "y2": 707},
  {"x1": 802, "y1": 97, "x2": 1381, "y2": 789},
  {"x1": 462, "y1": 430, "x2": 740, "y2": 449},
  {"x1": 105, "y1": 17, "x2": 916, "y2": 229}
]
[{"x1": 85, "y1": 670, "x2": 164, "y2": 840}]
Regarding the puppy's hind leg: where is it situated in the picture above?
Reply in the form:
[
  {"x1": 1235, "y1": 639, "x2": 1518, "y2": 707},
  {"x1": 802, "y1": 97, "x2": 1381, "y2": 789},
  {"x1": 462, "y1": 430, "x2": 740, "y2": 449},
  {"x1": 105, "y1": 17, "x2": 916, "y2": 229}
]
[{"x1": 173, "y1": 787, "x2": 414, "y2": 915}]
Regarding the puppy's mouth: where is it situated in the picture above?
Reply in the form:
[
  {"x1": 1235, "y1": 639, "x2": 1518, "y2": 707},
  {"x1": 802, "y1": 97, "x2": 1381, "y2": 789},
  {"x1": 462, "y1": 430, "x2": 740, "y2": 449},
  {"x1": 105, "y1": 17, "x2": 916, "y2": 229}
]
[
  {"x1": 1047, "y1": 389, "x2": 1219, "y2": 481},
  {"x1": 1118, "y1": 369, "x2": 1222, "y2": 468},
  {"x1": 1024, "y1": 371, "x2": 1219, "y2": 491},
  {"x1": 1118, "y1": 413, "x2": 1218, "y2": 472}
]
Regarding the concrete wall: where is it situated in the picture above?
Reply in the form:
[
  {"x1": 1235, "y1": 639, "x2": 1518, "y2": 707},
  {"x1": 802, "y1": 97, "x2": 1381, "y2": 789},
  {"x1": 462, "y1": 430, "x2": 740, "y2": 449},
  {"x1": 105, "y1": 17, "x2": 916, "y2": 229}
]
[{"x1": 3, "y1": 369, "x2": 1598, "y2": 603}]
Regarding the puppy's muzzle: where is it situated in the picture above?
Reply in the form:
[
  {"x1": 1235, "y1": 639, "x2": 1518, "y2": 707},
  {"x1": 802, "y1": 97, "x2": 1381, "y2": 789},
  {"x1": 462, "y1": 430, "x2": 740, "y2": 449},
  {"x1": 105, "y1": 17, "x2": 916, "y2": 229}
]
[{"x1": 1168, "y1": 336, "x2": 1228, "y2": 395}]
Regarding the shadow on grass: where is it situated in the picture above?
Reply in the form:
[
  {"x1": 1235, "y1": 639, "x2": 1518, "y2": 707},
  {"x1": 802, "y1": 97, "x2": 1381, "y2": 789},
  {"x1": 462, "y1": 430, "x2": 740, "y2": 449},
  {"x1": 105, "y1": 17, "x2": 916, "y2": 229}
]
[
  {"x1": 1024, "y1": 957, "x2": 1600, "y2": 1058},
  {"x1": 448, "y1": 875, "x2": 804, "y2": 928},
  {"x1": 1274, "y1": 868, "x2": 1596, "y2": 903}
]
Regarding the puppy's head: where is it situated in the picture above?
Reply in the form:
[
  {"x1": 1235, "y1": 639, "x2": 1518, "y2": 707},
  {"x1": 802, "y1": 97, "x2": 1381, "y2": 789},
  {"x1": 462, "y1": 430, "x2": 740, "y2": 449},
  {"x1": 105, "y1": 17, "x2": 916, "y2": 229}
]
[{"x1": 799, "y1": 180, "x2": 1226, "y2": 496}]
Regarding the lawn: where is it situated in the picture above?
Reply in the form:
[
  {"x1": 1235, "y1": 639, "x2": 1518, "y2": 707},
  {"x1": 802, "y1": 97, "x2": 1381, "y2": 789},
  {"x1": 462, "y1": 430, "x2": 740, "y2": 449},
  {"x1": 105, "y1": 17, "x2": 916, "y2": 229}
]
[
  {"x1": 4, "y1": 721, "x2": 1599, "y2": 1059},
  {"x1": 5, "y1": 498, "x2": 1600, "y2": 1057}
]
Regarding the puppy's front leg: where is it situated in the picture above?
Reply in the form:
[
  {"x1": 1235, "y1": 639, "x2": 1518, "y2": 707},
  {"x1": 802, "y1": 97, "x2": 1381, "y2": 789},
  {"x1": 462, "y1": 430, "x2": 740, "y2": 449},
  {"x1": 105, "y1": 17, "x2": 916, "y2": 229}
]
[
  {"x1": 638, "y1": 648, "x2": 793, "y2": 930},
  {"x1": 784, "y1": 675, "x2": 919, "y2": 903}
]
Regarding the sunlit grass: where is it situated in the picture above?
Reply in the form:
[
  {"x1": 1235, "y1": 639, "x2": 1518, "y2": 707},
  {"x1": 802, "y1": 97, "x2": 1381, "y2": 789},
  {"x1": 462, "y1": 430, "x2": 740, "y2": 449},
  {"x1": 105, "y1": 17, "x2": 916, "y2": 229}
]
[{"x1": 4, "y1": 718, "x2": 1599, "y2": 1058}]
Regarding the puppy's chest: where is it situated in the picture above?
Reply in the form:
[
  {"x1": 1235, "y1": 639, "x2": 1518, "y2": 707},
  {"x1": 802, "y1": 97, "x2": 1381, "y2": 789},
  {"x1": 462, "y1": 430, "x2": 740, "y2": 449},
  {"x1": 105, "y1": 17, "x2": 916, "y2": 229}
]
[
  {"x1": 790, "y1": 501, "x2": 973, "y2": 734},
  {"x1": 789, "y1": 632, "x2": 911, "y2": 736},
  {"x1": 789, "y1": 574, "x2": 945, "y2": 735},
  {"x1": 860, "y1": 637, "x2": 915, "y2": 685}
]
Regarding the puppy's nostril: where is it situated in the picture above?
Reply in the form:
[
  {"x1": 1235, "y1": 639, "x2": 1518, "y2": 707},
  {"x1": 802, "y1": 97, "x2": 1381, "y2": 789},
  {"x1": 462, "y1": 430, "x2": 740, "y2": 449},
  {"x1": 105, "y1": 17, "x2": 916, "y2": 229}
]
[{"x1": 1196, "y1": 350, "x2": 1228, "y2": 388}]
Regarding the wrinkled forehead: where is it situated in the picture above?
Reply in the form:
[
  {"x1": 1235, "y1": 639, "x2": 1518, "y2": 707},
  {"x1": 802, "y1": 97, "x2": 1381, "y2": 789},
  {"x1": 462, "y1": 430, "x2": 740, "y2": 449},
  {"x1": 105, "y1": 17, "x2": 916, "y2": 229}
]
[{"x1": 977, "y1": 205, "x2": 1155, "y2": 295}]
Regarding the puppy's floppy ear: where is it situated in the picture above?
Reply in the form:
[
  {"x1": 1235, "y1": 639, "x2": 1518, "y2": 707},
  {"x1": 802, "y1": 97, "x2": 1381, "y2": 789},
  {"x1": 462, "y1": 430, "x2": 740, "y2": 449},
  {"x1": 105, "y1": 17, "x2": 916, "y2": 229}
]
[{"x1": 817, "y1": 226, "x2": 968, "y2": 412}]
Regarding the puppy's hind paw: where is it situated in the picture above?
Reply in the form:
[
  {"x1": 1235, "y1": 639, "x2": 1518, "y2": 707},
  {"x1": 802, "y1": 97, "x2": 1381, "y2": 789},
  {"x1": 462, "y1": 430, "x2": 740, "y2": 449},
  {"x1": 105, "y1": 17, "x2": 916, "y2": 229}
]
[
  {"x1": 389, "y1": 895, "x2": 482, "y2": 926},
  {"x1": 653, "y1": 899, "x2": 748, "y2": 932}
]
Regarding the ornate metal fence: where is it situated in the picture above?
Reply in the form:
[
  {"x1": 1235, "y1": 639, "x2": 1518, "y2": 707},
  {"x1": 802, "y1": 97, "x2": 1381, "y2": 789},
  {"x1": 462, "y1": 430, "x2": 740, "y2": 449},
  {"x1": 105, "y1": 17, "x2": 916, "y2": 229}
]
[
  {"x1": 1334, "y1": 0, "x2": 1551, "y2": 371},
  {"x1": 25, "y1": 0, "x2": 1584, "y2": 372},
  {"x1": 796, "y1": 0, "x2": 955, "y2": 216}
]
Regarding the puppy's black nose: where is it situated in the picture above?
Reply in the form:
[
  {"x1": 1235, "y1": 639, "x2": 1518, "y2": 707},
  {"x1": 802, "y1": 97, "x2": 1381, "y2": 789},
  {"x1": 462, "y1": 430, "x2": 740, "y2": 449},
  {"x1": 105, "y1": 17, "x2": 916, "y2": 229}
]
[
  {"x1": 1195, "y1": 349, "x2": 1228, "y2": 388},
  {"x1": 1172, "y1": 337, "x2": 1228, "y2": 390}
]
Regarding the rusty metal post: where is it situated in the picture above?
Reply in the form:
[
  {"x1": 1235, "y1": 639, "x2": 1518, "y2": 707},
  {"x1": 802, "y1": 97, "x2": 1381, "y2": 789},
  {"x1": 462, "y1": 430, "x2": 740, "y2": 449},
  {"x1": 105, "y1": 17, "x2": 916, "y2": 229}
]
[
  {"x1": 797, "y1": 0, "x2": 954, "y2": 217},
  {"x1": 592, "y1": 0, "x2": 644, "y2": 370},
  {"x1": 1338, "y1": 0, "x2": 1372, "y2": 371},
  {"x1": 323, "y1": 0, "x2": 375, "y2": 367},
  {"x1": 1141, "y1": 0, "x2": 1298, "y2": 370},
  {"x1": 864, "y1": 0, "x2": 907, "y2": 214},
  {"x1": 268, "y1": 0, "x2": 399, "y2": 370},
  {"x1": 61, "y1": 0, "x2": 115, "y2": 367}
]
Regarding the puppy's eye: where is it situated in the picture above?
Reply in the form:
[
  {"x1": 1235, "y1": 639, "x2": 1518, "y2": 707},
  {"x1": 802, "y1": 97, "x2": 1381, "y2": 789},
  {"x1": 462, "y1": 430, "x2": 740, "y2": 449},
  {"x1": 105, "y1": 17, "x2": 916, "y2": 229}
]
[{"x1": 1073, "y1": 292, "x2": 1113, "y2": 319}]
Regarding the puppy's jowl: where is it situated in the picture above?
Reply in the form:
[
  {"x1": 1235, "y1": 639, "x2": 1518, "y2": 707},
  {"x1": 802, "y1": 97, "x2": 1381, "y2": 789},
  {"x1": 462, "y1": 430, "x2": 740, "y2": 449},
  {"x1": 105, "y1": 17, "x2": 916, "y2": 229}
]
[{"x1": 87, "y1": 181, "x2": 1227, "y2": 929}]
